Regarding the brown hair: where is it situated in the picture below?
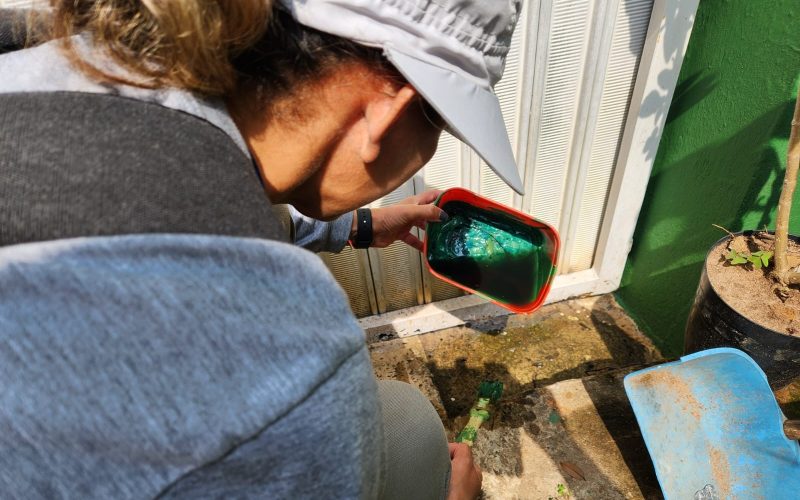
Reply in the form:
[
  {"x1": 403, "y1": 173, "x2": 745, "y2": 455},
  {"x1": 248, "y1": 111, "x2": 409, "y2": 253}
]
[
  {"x1": 231, "y1": 7, "x2": 401, "y2": 116},
  {"x1": 49, "y1": 0, "x2": 272, "y2": 96},
  {"x1": 41, "y1": 0, "x2": 403, "y2": 112}
]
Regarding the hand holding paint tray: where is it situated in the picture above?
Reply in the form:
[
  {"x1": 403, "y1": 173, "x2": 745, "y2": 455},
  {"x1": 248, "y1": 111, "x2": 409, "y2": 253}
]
[{"x1": 424, "y1": 188, "x2": 560, "y2": 313}]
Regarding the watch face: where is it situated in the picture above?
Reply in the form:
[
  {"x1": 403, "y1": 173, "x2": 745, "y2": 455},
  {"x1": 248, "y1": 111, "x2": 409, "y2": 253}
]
[
  {"x1": 355, "y1": 208, "x2": 373, "y2": 248},
  {"x1": 424, "y1": 188, "x2": 559, "y2": 313}
]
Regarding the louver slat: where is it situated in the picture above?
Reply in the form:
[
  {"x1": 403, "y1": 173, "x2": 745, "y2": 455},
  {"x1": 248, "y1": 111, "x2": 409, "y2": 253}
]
[
  {"x1": 569, "y1": 0, "x2": 653, "y2": 272},
  {"x1": 527, "y1": 0, "x2": 593, "y2": 232},
  {"x1": 319, "y1": 249, "x2": 376, "y2": 317}
]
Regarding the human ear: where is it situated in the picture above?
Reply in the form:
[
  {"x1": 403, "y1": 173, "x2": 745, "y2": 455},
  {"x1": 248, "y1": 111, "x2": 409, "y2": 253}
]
[{"x1": 360, "y1": 85, "x2": 418, "y2": 163}]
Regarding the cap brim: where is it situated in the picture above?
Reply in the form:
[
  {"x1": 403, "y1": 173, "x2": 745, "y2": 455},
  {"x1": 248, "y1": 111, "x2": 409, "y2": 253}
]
[{"x1": 385, "y1": 48, "x2": 525, "y2": 195}]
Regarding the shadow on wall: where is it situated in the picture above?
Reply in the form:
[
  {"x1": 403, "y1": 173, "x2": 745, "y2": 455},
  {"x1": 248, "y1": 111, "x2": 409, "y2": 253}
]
[
  {"x1": 664, "y1": 71, "x2": 717, "y2": 126},
  {"x1": 616, "y1": 0, "x2": 800, "y2": 357},
  {"x1": 733, "y1": 103, "x2": 795, "y2": 231},
  {"x1": 619, "y1": 99, "x2": 795, "y2": 355},
  {"x1": 634, "y1": 0, "x2": 704, "y2": 164}
]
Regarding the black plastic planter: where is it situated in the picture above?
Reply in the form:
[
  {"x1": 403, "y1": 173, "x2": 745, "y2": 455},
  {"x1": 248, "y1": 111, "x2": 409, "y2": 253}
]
[{"x1": 684, "y1": 231, "x2": 800, "y2": 389}]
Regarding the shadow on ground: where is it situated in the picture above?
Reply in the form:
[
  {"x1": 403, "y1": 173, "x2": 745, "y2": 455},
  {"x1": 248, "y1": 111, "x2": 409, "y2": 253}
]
[{"x1": 370, "y1": 295, "x2": 666, "y2": 499}]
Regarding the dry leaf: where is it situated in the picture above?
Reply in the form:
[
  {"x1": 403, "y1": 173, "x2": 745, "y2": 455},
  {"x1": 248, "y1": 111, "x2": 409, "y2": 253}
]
[{"x1": 559, "y1": 461, "x2": 586, "y2": 481}]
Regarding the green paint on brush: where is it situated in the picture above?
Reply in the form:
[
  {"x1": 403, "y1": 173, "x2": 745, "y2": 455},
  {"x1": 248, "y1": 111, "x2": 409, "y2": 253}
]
[
  {"x1": 477, "y1": 380, "x2": 504, "y2": 402},
  {"x1": 456, "y1": 380, "x2": 503, "y2": 446},
  {"x1": 469, "y1": 408, "x2": 490, "y2": 420},
  {"x1": 457, "y1": 427, "x2": 478, "y2": 444}
]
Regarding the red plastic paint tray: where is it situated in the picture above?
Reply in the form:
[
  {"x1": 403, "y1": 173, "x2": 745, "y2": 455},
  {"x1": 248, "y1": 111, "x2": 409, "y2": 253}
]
[{"x1": 424, "y1": 188, "x2": 559, "y2": 313}]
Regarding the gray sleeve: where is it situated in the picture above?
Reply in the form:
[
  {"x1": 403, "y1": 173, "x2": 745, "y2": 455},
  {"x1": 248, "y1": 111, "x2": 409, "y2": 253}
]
[{"x1": 290, "y1": 206, "x2": 353, "y2": 253}]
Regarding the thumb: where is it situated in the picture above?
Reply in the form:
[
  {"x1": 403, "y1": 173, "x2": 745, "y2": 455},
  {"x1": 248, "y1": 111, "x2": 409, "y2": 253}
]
[{"x1": 401, "y1": 203, "x2": 449, "y2": 224}]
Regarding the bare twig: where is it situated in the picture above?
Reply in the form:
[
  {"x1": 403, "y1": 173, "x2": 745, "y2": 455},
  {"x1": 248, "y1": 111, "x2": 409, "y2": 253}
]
[
  {"x1": 712, "y1": 224, "x2": 736, "y2": 239},
  {"x1": 773, "y1": 86, "x2": 800, "y2": 286}
]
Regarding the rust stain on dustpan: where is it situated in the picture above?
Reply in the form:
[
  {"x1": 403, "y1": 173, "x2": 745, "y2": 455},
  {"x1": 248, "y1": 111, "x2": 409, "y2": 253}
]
[
  {"x1": 632, "y1": 371, "x2": 740, "y2": 498},
  {"x1": 632, "y1": 370, "x2": 705, "y2": 422},
  {"x1": 707, "y1": 446, "x2": 731, "y2": 498}
]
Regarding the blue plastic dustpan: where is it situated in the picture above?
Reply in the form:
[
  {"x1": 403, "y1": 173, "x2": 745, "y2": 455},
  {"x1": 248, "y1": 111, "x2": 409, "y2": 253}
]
[{"x1": 624, "y1": 348, "x2": 800, "y2": 499}]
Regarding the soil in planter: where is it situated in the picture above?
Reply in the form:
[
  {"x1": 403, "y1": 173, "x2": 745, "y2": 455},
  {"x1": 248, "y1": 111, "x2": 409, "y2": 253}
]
[{"x1": 706, "y1": 232, "x2": 800, "y2": 336}]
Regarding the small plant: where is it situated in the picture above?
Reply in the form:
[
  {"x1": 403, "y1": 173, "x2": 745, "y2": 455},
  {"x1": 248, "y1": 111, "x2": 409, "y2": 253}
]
[
  {"x1": 725, "y1": 249, "x2": 773, "y2": 269},
  {"x1": 548, "y1": 483, "x2": 571, "y2": 500},
  {"x1": 714, "y1": 224, "x2": 774, "y2": 271}
]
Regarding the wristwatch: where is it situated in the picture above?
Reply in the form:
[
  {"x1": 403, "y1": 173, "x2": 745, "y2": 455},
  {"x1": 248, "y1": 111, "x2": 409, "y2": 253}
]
[{"x1": 351, "y1": 208, "x2": 373, "y2": 248}]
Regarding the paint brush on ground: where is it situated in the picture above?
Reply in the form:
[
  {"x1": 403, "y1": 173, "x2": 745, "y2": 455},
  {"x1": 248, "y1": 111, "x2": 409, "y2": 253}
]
[{"x1": 455, "y1": 380, "x2": 503, "y2": 446}]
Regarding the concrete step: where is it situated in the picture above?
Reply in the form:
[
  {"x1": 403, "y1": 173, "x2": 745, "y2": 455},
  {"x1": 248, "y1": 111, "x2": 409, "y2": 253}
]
[
  {"x1": 469, "y1": 367, "x2": 663, "y2": 499},
  {"x1": 369, "y1": 294, "x2": 665, "y2": 499},
  {"x1": 369, "y1": 294, "x2": 662, "y2": 423}
]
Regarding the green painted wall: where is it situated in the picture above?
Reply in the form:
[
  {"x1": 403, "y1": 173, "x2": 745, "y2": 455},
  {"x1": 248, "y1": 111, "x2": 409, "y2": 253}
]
[{"x1": 616, "y1": 0, "x2": 800, "y2": 356}]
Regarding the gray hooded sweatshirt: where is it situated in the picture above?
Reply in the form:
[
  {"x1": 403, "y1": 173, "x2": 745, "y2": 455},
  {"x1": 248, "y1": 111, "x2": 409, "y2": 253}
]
[{"x1": 0, "y1": 30, "x2": 383, "y2": 499}]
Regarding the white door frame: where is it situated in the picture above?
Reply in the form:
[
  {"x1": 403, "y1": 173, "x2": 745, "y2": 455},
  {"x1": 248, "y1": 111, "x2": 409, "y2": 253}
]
[{"x1": 359, "y1": 0, "x2": 700, "y2": 337}]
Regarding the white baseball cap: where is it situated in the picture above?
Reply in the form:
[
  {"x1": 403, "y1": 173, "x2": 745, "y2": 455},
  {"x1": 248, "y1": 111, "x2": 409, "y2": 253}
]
[{"x1": 278, "y1": 0, "x2": 525, "y2": 195}]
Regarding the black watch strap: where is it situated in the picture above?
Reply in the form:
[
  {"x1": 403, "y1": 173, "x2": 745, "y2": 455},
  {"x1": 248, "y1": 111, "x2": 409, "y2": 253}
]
[{"x1": 353, "y1": 208, "x2": 373, "y2": 248}]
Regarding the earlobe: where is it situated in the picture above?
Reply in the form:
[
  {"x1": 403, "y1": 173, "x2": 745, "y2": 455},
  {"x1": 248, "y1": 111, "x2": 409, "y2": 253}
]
[{"x1": 359, "y1": 85, "x2": 418, "y2": 163}]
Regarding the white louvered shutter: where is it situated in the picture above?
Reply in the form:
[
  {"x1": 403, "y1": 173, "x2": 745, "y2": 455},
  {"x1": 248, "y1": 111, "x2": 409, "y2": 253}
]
[{"x1": 327, "y1": 0, "x2": 659, "y2": 317}]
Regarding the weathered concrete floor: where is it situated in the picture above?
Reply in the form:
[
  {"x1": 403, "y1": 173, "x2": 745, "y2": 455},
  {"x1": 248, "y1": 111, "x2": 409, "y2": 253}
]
[
  {"x1": 369, "y1": 294, "x2": 666, "y2": 499},
  {"x1": 776, "y1": 378, "x2": 800, "y2": 419}
]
